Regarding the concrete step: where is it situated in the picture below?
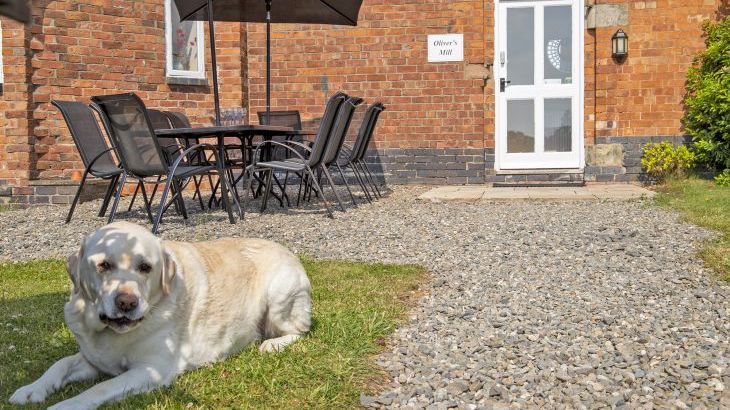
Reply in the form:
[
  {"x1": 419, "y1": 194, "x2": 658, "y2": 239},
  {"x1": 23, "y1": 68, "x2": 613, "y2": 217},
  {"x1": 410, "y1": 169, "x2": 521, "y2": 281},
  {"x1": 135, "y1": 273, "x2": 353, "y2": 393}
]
[
  {"x1": 492, "y1": 171, "x2": 585, "y2": 187},
  {"x1": 493, "y1": 181, "x2": 585, "y2": 188}
]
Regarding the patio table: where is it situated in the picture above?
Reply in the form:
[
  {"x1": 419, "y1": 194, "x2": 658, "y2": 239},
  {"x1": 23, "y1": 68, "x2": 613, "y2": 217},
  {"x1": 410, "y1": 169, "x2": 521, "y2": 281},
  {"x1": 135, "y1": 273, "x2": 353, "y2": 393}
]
[{"x1": 155, "y1": 124, "x2": 314, "y2": 220}]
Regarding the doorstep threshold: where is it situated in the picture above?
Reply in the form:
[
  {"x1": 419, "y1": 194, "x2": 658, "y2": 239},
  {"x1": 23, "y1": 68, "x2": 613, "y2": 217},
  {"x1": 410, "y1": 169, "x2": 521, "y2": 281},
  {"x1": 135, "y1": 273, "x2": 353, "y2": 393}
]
[{"x1": 495, "y1": 168, "x2": 583, "y2": 175}]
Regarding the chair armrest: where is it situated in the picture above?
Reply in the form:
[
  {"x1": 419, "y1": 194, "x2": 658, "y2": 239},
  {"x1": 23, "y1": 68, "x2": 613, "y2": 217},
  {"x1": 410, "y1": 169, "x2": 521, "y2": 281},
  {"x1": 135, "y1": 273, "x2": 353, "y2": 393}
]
[
  {"x1": 85, "y1": 147, "x2": 118, "y2": 173},
  {"x1": 169, "y1": 143, "x2": 220, "y2": 176}
]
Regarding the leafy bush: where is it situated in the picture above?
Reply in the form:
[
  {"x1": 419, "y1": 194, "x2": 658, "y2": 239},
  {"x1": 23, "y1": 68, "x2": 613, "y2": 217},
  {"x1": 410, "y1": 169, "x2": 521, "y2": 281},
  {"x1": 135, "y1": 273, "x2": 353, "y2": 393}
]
[
  {"x1": 715, "y1": 169, "x2": 730, "y2": 186},
  {"x1": 683, "y1": 17, "x2": 730, "y2": 170},
  {"x1": 642, "y1": 141, "x2": 696, "y2": 182}
]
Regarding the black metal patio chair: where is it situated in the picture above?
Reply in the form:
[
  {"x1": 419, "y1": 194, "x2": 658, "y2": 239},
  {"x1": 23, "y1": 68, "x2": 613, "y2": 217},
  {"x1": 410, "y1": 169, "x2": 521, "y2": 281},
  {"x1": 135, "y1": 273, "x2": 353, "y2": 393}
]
[
  {"x1": 317, "y1": 96, "x2": 364, "y2": 207},
  {"x1": 51, "y1": 100, "x2": 124, "y2": 223},
  {"x1": 337, "y1": 102, "x2": 385, "y2": 201},
  {"x1": 252, "y1": 110, "x2": 303, "y2": 203},
  {"x1": 243, "y1": 92, "x2": 349, "y2": 217},
  {"x1": 165, "y1": 111, "x2": 214, "y2": 210},
  {"x1": 126, "y1": 108, "x2": 176, "y2": 213},
  {"x1": 91, "y1": 93, "x2": 228, "y2": 234}
]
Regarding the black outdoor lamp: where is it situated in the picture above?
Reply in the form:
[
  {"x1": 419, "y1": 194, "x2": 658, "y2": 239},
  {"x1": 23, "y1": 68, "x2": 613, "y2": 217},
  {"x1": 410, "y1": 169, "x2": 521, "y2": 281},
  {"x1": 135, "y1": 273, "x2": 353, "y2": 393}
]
[{"x1": 612, "y1": 29, "x2": 628, "y2": 59}]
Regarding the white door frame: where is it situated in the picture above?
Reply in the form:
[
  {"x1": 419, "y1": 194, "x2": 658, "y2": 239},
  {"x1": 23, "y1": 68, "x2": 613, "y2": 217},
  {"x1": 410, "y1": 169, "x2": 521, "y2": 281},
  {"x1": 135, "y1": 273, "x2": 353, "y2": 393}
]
[{"x1": 493, "y1": 0, "x2": 585, "y2": 170}]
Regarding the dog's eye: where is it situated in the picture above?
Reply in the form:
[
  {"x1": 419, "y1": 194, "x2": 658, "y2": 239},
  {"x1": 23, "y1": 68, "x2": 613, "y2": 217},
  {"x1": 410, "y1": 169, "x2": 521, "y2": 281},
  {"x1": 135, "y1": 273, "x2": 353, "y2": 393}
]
[
  {"x1": 138, "y1": 262, "x2": 152, "y2": 274},
  {"x1": 97, "y1": 261, "x2": 112, "y2": 272}
]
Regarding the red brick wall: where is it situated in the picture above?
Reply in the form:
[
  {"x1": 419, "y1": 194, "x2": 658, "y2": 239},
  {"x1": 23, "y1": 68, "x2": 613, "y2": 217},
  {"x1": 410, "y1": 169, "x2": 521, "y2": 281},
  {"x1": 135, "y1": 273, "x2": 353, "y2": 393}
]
[
  {"x1": 246, "y1": 0, "x2": 723, "y2": 150},
  {"x1": 1, "y1": 0, "x2": 727, "y2": 197},
  {"x1": 0, "y1": 18, "x2": 33, "y2": 196},
  {"x1": 245, "y1": 0, "x2": 489, "y2": 150},
  {"x1": 1, "y1": 0, "x2": 246, "y2": 190},
  {"x1": 593, "y1": 0, "x2": 722, "y2": 139}
]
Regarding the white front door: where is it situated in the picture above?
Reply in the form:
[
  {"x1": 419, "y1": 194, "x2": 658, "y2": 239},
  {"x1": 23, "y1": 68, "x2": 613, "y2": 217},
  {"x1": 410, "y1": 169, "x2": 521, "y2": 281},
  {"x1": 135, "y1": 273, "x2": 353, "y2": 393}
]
[{"x1": 495, "y1": 0, "x2": 583, "y2": 170}]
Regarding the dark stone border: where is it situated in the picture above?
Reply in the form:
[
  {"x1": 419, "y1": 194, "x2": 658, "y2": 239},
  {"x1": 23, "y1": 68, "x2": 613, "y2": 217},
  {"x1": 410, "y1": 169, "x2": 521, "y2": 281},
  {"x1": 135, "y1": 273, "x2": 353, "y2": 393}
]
[{"x1": 364, "y1": 147, "x2": 486, "y2": 185}]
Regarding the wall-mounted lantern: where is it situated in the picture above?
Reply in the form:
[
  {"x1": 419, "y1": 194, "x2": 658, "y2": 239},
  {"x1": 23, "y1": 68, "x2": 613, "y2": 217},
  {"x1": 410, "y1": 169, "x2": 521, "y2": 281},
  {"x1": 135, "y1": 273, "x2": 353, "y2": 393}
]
[{"x1": 612, "y1": 29, "x2": 628, "y2": 59}]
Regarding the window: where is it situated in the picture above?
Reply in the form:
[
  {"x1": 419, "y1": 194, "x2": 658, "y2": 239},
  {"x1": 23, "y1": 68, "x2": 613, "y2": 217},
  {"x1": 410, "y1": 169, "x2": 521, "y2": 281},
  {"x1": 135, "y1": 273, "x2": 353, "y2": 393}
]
[{"x1": 165, "y1": 0, "x2": 205, "y2": 79}]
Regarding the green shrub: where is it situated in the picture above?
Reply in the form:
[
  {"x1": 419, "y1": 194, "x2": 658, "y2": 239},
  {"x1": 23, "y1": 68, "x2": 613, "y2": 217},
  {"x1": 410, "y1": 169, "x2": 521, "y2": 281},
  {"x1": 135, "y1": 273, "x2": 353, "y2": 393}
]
[
  {"x1": 642, "y1": 141, "x2": 696, "y2": 182},
  {"x1": 715, "y1": 169, "x2": 730, "y2": 186},
  {"x1": 683, "y1": 17, "x2": 730, "y2": 171}
]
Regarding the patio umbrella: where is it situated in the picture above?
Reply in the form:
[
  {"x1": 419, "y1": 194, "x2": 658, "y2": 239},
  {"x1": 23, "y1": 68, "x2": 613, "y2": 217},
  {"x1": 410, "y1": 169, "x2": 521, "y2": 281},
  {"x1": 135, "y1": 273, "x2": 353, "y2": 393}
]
[
  {"x1": 174, "y1": 0, "x2": 363, "y2": 125},
  {"x1": 0, "y1": 0, "x2": 30, "y2": 23}
]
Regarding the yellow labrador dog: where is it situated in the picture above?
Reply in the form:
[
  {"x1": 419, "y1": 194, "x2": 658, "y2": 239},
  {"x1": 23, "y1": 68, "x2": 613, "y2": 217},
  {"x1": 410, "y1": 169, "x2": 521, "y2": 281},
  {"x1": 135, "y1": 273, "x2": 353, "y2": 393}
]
[{"x1": 9, "y1": 222, "x2": 311, "y2": 410}]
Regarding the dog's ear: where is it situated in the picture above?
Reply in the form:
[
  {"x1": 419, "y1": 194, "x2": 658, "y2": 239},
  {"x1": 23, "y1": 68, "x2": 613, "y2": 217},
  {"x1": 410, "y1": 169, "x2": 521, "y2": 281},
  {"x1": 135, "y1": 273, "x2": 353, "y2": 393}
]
[
  {"x1": 161, "y1": 245, "x2": 177, "y2": 296},
  {"x1": 66, "y1": 240, "x2": 85, "y2": 296}
]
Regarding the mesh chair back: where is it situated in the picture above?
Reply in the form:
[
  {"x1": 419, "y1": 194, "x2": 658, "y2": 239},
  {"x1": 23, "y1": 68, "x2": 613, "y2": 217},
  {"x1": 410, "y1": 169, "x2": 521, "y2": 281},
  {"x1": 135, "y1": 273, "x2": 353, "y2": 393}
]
[
  {"x1": 163, "y1": 111, "x2": 206, "y2": 165},
  {"x1": 307, "y1": 92, "x2": 348, "y2": 167},
  {"x1": 148, "y1": 109, "x2": 172, "y2": 130},
  {"x1": 51, "y1": 100, "x2": 118, "y2": 177},
  {"x1": 354, "y1": 103, "x2": 385, "y2": 161},
  {"x1": 91, "y1": 93, "x2": 168, "y2": 177},
  {"x1": 257, "y1": 111, "x2": 303, "y2": 161},
  {"x1": 322, "y1": 96, "x2": 364, "y2": 166},
  {"x1": 257, "y1": 110, "x2": 302, "y2": 130},
  {"x1": 165, "y1": 111, "x2": 193, "y2": 128}
]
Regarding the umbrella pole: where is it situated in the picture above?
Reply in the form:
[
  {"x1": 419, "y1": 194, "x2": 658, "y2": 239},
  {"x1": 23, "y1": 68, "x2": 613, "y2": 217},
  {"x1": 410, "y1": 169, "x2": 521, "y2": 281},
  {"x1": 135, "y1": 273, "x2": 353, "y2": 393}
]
[
  {"x1": 208, "y1": 0, "x2": 221, "y2": 126},
  {"x1": 265, "y1": 0, "x2": 271, "y2": 125}
]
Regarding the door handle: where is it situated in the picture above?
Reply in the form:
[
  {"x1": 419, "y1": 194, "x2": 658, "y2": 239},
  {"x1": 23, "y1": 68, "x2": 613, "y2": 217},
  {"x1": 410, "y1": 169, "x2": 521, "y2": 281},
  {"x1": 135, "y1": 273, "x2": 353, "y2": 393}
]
[{"x1": 500, "y1": 78, "x2": 511, "y2": 92}]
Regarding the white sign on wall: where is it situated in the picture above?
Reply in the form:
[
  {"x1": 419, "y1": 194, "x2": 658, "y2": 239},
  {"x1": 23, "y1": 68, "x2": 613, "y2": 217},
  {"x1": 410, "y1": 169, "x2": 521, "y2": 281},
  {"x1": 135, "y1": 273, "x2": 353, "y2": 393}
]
[{"x1": 427, "y1": 34, "x2": 464, "y2": 63}]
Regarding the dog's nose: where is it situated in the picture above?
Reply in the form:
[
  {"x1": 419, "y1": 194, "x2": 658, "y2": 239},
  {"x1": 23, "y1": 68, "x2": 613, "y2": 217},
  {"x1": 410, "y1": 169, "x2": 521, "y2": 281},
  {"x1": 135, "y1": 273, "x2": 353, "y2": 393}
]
[{"x1": 115, "y1": 293, "x2": 139, "y2": 313}]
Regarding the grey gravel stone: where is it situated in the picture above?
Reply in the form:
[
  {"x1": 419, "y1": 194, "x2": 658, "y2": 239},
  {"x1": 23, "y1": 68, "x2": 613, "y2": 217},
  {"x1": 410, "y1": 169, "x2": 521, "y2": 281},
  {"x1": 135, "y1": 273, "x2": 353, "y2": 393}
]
[{"x1": 0, "y1": 185, "x2": 728, "y2": 409}]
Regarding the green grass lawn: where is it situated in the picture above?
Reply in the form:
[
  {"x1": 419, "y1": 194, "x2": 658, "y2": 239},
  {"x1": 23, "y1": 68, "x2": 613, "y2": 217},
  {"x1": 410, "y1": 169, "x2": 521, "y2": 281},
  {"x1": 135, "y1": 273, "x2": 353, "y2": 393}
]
[
  {"x1": 655, "y1": 178, "x2": 730, "y2": 281},
  {"x1": 0, "y1": 258, "x2": 426, "y2": 409}
]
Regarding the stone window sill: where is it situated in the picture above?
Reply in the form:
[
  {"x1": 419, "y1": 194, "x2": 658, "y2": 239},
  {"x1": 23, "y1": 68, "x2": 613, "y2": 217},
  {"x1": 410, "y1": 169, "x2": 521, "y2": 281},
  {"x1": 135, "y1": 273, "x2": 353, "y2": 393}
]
[{"x1": 166, "y1": 77, "x2": 208, "y2": 86}]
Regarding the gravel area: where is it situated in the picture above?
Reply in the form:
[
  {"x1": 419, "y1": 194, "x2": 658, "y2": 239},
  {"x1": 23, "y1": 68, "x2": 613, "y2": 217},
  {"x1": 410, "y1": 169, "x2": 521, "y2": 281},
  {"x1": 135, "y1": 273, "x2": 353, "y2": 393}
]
[{"x1": 1, "y1": 186, "x2": 728, "y2": 408}]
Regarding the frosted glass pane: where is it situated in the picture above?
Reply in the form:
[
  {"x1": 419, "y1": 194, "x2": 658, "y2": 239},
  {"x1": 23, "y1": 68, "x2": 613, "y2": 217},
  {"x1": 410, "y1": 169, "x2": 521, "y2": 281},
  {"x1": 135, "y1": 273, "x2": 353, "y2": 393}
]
[
  {"x1": 507, "y1": 100, "x2": 535, "y2": 153},
  {"x1": 507, "y1": 8, "x2": 534, "y2": 86},
  {"x1": 544, "y1": 6, "x2": 572, "y2": 84},
  {"x1": 544, "y1": 98, "x2": 572, "y2": 152}
]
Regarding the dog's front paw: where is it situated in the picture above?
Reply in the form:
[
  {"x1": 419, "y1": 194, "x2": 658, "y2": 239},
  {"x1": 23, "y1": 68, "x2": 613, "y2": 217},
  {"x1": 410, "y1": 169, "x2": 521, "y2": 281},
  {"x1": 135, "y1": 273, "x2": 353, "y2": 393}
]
[
  {"x1": 9, "y1": 383, "x2": 48, "y2": 404},
  {"x1": 259, "y1": 339, "x2": 281, "y2": 353},
  {"x1": 47, "y1": 398, "x2": 93, "y2": 410}
]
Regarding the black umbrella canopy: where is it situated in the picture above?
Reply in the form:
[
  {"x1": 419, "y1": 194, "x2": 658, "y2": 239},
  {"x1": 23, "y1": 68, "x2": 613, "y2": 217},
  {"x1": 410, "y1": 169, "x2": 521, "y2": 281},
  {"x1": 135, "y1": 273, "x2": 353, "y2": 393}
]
[
  {"x1": 0, "y1": 0, "x2": 30, "y2": 23},
  {"x1": 173, "y1": 0, "x2": 362, "y2": 125},
  {"x1": 175, "y1": 0, "x2": 362, "y2": 25}
]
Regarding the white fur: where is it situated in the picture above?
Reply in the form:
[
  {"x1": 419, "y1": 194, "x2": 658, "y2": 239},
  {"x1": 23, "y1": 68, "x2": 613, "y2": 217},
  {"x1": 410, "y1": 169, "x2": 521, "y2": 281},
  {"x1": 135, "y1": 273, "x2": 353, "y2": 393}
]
[{"x1": 9, "y1": 222, "x2": 311, "y2": 410}]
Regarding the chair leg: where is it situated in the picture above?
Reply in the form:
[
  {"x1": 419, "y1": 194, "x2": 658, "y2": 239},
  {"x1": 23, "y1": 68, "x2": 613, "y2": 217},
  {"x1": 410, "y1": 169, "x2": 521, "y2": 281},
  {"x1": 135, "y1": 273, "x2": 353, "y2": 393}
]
[
  {"x1": 272, "y1": 172, "x2": 290, "y2": 208},
  {"x1": 260, "y1": 169, "x2": 274, "y2": 213},
  {"x1": 192, "y1": 176, "x2": 205, "y2": 210},
  {"x1": 321, "y1": 166, "x2": 346, "y2": 212},
  {"x1": 242, "y1": 167, "x2": 254, "y2": 217},
  {"x1": 359, "y1": 161, "x2": 382, "y2": 198},
  {"x1": 107, "y1": 173, "x2": 127, "y2": 224},
  {"x1": 282, "y1": 171, "x2": 290, "y2": 207},
  {"x1": 172, "y1": 180, "x2": 189, "y2": 220},
  {"x1": 152, "y1": 177, "x2": 175, "y2": 235},
  {"x1": 139, "y1": 183, "x2": 154, "y2": 224},
  {"x1": 296, "y1": 172, "x2": 305, "y2": 207},
  {"x1": 127, "y1": 182, "x2": 141, "y2": 212},
  {"x1": 98, "y1": 175, "x2": 118, "y2": 217},
  {"x1": 305, "y1": 167, "x2": 333, "y2": 218},
  {"x1": 334, "y1": 163, "x2": 357, "y2": 206},
  {"x1": 209, "y1": 178, "x2": 221, "y2": 208},
  {"x1": 66, "y1": 168, "x2": 90, "y2": 224},
  {"x1": 350, "y1": 163, "x2": 373, "y2": 203},
  {"x1": 148, "y1": 176, "x2": 162, "y2": 205}
]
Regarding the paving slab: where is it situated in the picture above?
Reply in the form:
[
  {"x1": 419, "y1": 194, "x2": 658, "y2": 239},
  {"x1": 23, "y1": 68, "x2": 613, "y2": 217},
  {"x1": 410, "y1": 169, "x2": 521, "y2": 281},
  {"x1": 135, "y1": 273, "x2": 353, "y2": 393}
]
[{"x1": 418, "y1": 184, "x2": 655, "y2": 202}]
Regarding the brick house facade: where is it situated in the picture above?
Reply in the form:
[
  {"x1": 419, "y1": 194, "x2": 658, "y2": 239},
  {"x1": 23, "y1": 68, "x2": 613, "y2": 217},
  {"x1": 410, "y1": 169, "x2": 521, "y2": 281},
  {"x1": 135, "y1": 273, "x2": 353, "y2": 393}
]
[{"x1": 0, "y1": 0, "x2": 725, "y2": 203}]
